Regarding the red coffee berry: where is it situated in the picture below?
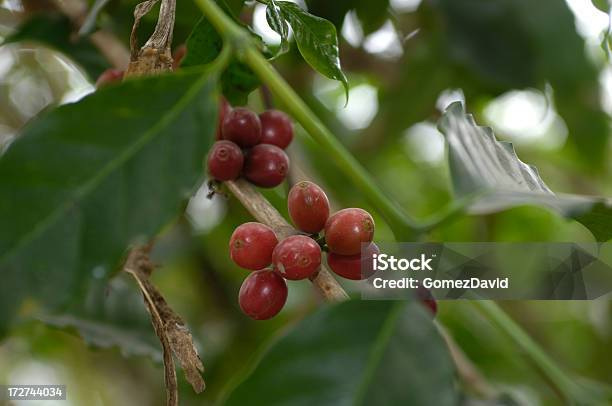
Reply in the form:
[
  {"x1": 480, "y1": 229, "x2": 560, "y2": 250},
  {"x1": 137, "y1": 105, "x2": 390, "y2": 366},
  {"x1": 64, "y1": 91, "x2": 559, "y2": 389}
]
[
  {"x1": 96, "y1": 68, "x2": 124, "y2": 88},
  {"x1": 287, "y1": 181, "x2": 330, "y2": 233},
  {"x1": 207, "y1": 140, "x2": 244, "y2": 181},
  {"x1": 327, "y1": 242, "x2": 380, "y2": 280},
  {"x1": 416, "y1": 286, "x2": 437, "y2": 316},
  {"x1": 229, "y1": 222, "x2": 278, "y2": 270},
  {"x1": 243, "y1": 144, "x2": 289, "y2": 188},
  {"x1": 216, "y1": 97, "x2": 231, "y2": 141},
  {"x1": 222, "y1": 107, "x2": 261, "y2": 147},
  {"x1": 172, "y1": 44, "x2": 187, "y2": 70},
  {"x1": 272, "y1": 235, "x2": 321, "y2": 280},
  {"x1": 239, "y1": 270, "x2": 288, "y2": 320},
  {"x1": 324, "y1": 208, "x2": 375, "y2": 255},
  {"x1": 259, "y1": 110, "x2": 294, "y2": 149}
]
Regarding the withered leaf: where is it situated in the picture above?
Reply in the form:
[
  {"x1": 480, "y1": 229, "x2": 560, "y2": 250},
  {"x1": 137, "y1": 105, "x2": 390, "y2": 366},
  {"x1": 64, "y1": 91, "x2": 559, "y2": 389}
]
[{"x1": 124, "y1": 246, "x2": 205, "y2": 406}]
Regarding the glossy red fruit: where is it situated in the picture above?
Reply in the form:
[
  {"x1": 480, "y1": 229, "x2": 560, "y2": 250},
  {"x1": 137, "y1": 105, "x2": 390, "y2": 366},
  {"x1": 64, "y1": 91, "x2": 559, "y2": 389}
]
[
  {"x1": 96, "y1": 68, "x2": 124, "y2": 88},
  {"x1": 172, "y1": 44, "x2": 187, "y2": 70},
  {"x1": 216, "y1": 97, "x2": 231, "y2": 141},
  {"x1": 244, "y1": 144, "x2": 289, "y2": 188},
  {"x1": 239, "y1": 270, "x2": 288, "y2": 320},
  {"x1": 222, "y1": 107, "x2": 261, "y2": 147},
  {"x1": 207, "y1": 140, "x2": 244, "y2": 181},
  {"x1": 287, "y1": 181, "x2": 330, "y2": 233},
  {"x1": 259, "y1": 110, "x2": 294, "y2": 149},
  {"x1": 327, "y1": 242, "x2": 380, "y2": 280},
  {"x1": 324, "y1": 208, "x2": 375, "y2": 255},
  {"x1": 272, "y1": 235, "x2": 321, "y2": 280},
  {"x1": 229, "y1": 222, "x2": 278, "y2": 270},
  {"x1": 416, "y1": 286, "x2": 437, "y2": 316}
]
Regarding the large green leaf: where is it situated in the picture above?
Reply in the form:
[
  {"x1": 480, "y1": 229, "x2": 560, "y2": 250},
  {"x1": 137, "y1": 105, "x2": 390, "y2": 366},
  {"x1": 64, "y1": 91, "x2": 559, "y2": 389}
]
[
  {"x1": 439, "y1": 102, "x2": 612, "y2": 241},
  {"x1": 272, "y1": 1, "x2": 349, "y2": 99},
  {"x1": 4, "y1": 13, "x2": 109, "y2": 79},
  {"x1": 223, "y1": 300, "x2": 458, "y2": 406},
  {"x1": 0, "y1": 69, "x2": 218, "y2": 334},
  {"x1": 182, "y1": 16, "x2": 259, "y2": 105}
]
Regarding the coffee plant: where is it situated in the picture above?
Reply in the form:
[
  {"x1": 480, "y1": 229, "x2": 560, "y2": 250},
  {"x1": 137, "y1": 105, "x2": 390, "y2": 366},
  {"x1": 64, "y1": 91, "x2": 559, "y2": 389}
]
[{"x1": 1, "y1": 0, "x2": 611, "y2": 405}]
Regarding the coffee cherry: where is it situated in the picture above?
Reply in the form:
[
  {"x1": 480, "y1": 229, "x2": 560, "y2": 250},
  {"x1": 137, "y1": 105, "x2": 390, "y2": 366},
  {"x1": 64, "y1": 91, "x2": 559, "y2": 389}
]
[
  {"x1": 416, "y1": 286, "x2": 437, "y2": 316},
  {"x1": 324, "y1": 208, "x2": 375, "y2": 255},
  {"x1": 259, "y1": 110, "x2": 294, "y2": 149},
  {"x1": 287, "y1": 181, "x2": 330, "y2": 233},
  {"x1": 222, "y1": 107, "x2": 261, "y2": 147},
  {"x1": 244, "y1": 144, "x2": 289, "y2": 188},
  {"x1": 216, "y1": 97, "x2": 231, "y2": 141},
  {"x1": 327, "y1": 242, "x2": 379, "y2": 280},
  {"x1": 96, "y1": 68, "x2": 124, "y2": 88},
  {"x1": 272, "y1": 235, "x2": 321, "y2": 280},
  {"x1": 239, "y1": 270, "x2": 288, "y2": 320},
  {"x1": 230, "y1": 222, "x2": 278, "y2": 270},
  {"x1": 172, "y1": 44, "x2": 187, "y2": 70},
  {"x1": 207, "y1": 140, "x2": 244, "y2": 181}
]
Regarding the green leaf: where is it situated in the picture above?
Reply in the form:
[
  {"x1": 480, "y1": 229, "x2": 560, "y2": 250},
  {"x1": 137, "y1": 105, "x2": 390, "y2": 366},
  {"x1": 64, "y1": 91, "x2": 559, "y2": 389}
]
[
  {"x1": 183, "y1": 16, "x2": 259, "y2": 105},
  {"x1": 224, "y1": 301, "x2": 458, "y2": 405},
  {"x1": 265, "y1": 0, "x2": 290, "y2": 56},
  {"x1": 275, "y1": 1, "x2": 349, "y2": 100},
  {"x1": 0, "y1": 69, "x2": 218, "y2": 333},
  {"x1": 439, "y1": 102, "x2": 612, "y2": 242},
  {"x1": 4, "y1": 13, "x2": 109, "y2": 79},
  {"x1": 38, "y1": 273, "x2": 162, "y2": 361}
]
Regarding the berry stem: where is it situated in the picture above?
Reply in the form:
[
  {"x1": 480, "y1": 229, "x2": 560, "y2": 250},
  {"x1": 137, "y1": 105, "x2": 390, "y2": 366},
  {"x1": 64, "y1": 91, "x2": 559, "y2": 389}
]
[
  {"x1": 471, "y1": 300, "x2": 595, "y2": 404},
  {"x1": 193, "y1": 0, "x2": 419, "y2": 241},
  {"x1": 225, "y1": 179, "x2": 348, "y2": 302}
]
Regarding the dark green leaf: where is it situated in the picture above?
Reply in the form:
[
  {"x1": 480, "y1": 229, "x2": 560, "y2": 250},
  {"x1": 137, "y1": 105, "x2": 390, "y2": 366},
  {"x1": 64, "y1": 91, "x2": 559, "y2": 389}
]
[
  {"x1": 276, "y1": 1, "x2": 349, "y2": 99},
  {"x1": 354, "y1": 0, "x2": 390, "y2": 34},
  {"x1": 0, "y1": 69, "x2": 218, "y2": 333},
  {"x1": 183, "y1": 16, "x2": 259, "y2": 105},
  {"x1": 304, "y1": 0, "x2": 390, "y2": 34},
  {"x1": 218, "y1": 0, "x2": 246, "y2": 20},
  {"x1": 439, "y1": 102, "x2": 612, "y2": 241},
  {"x1": 224, "y1": 300, "x2": 458, "y2": 405},
  {"x1": 265, "y1": 0, "x2": 290, "y2": 56},
  {"x1": 38, "y1": 273, "x2": 162, "y2": 361},
  {"x1": 4, "y1": 13, "x2": 109, "y2": 79}
]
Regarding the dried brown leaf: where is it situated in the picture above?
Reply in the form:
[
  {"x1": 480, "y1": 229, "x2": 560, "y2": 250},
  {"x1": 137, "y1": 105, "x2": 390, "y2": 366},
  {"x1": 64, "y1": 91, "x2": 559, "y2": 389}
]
[{"x1": 124, "y1": 246, "x2": 205, "y2": 406}]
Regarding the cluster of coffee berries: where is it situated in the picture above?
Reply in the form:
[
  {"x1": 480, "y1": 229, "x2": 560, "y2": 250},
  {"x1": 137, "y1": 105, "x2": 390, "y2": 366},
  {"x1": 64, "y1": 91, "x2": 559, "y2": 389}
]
[
  {"x1": 230, "y1": 181, "x2": 378, "y2": 320},
  {"x1": 207, "y1": 99, "x2": 293, "y2": 188}
]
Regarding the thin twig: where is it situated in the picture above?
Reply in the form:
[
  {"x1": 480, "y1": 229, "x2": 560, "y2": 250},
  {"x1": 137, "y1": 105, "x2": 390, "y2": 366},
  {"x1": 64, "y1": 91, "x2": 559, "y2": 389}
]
[{"x1": 438, "y1": 324, "x2": 497, "y2": 399}]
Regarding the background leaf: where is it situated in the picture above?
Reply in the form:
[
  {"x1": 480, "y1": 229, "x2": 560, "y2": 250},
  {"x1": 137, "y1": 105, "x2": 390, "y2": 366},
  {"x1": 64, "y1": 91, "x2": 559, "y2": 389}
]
[
  {"x1": 4, "y1": 13, "x2": 109, "y2": 79},
  {"x1": 38, "y1": 273, "x2": 162, "y2": 362},
  {"x1": 0, "y1": 69, "x2": 217, "y2": 334},
  {"x1": 224, "y1": 300, "x2": 458, "y2": 406},
  {"x1": 275, "y1": 1, "x2": 348, "y2": 99},
  {"x1": 439, "y1": 102, "x2": 612, "y2": 242},
  {"x1": 430, "y1": 0, "x2": 609, "y2": 168},
  {"x1": 182, "y1": 16, "x2": 259, "y2": 105}
]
